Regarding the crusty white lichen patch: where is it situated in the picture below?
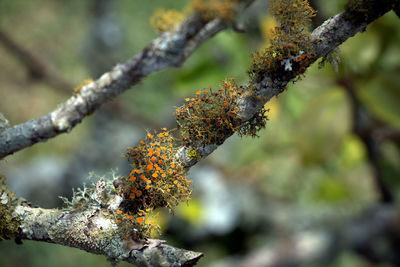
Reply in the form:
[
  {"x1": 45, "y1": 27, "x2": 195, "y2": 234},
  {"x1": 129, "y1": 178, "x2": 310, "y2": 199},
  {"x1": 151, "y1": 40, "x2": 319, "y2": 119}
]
[
  {"x1": 96, "y1": 66, "x2": 123, "y2": 89},
  {"x1": 1, "y1": 191, "x2": 8, "y2": 204},
  {"x1": 93, "y1": 216, "x2": 117, "y2": 231},
  {"x1": 107, "y1": 195, "x2": 123, "y2": 211},
  {"x1": 14, "y1": 206, "x2": 61, "y2": 240}
]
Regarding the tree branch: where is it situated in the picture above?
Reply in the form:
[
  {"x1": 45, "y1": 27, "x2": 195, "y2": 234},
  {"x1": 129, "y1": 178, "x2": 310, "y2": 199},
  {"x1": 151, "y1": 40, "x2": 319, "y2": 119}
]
[
  {"x1": 0, "y1": 0, "x2": 255, "y2": 159},
  {"x1": 338, "y1": 77, "x2": 394, "y2": 203},
  {"x1": 176, "y1": 0, "x2": 398, "y2": 168},
  {"x1": 13, "y1": 203, "x2": 202, "y2": 266}
]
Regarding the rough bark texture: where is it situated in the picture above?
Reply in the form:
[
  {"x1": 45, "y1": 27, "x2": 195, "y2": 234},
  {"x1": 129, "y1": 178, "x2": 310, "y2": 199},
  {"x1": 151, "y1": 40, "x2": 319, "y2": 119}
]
[{"x1": 13, "y1": 204, "x2": 202, "y2": 266}]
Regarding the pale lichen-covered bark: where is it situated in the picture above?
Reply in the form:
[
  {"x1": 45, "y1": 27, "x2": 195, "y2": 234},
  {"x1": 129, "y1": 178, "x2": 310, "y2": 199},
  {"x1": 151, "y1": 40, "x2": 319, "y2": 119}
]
[
  {"x1": 13, "y1": 204, "x2": 202, "y2": 266},
  {"x1": 3, "y1": 178, "x2": 203, "y2": 266}
]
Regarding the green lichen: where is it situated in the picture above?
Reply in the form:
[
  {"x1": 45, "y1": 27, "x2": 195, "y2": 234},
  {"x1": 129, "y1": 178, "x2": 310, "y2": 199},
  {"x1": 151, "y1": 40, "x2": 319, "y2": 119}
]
[
  {"x1": 0, "y1": 112, "x2": 10, "y2": 132},
  {"x1": 0, "y1": 174, "x2": 21, "y2": 241},
  {"x1": 59, "y1": 183, "x2": 92, "y2": 210},
  {"x1": 238, "y1": 107, "x2": 268, "y2": 138},
  {"x1": 188, "y1": 148, "x2": 202, "y2": 160}
]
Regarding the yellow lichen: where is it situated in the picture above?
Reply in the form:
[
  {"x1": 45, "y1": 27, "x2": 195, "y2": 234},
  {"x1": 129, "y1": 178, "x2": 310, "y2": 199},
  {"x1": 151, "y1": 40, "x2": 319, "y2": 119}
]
[
  {"x1": 150, "y1": 8, "x2": 185, "y2": 32},
  {"x1": 73, "y1": 78, "x2": 94, "y2": 95},
  {"x1": 192, "y1": 0, "x2": 238, "y2": 21}
]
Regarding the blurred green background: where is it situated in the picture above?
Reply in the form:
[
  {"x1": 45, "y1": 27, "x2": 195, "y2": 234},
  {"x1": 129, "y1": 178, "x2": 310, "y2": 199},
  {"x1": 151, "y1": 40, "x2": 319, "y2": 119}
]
[{"x1": 1, "y1": 0, "x2": 400, "y2": 266}]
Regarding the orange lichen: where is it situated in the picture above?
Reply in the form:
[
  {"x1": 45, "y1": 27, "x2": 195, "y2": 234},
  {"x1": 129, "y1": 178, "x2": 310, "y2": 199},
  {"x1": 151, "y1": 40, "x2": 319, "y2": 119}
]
[
  {"x1": 176, "y1": 79, "x2": 244, "y2": 145},
  {"x1": 117, "y1": 128, "x2": 192, "y2": 238}
]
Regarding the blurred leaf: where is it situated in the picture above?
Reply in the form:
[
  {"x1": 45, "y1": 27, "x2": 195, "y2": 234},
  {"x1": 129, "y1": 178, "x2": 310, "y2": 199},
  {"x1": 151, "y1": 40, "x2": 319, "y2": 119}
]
[
  {"x1": 340, "y1": 30, "x2": 380, "y2": 74},
  {"x1": 173, "y1": 32, "x2": 251, "y2": 95},
  {"x1": 176, "y1": 198, "x2": 204, "y2": 225},
  {"x1": 264, "y1": 96, "x2": 280, "y2": 121},
  {"x1": 338, "y1": 135, "x2": 366, "y2": 168},
  {"x1": 310, "y1": 176, "x2": 352, "y2": 203}
]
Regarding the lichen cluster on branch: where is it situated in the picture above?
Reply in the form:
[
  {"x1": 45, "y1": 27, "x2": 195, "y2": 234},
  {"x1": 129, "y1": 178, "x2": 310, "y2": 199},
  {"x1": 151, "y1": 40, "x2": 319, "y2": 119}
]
[
  {"x1": 0, "y1": 174, "x2": 21, "y2": 241},
  {"x1": 249, "y1": 0, "x2": 316, "y2": 79},
  {"x1": 117, "y1": 79, "x2": 268, "y2": 238},
  {"x1": 118, "y1": 129, "x2": 191, "y2": 238},
  {"x1": 109, "y1": 0, "x2": 316, "y2": 240}
]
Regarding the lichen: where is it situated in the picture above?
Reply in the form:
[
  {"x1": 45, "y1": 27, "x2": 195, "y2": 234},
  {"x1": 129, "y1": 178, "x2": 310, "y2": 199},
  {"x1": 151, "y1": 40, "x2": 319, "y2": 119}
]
[
  {"x1": 0, "y1": 174, "x2": 21, "y2": 241},
  {"x1": 150, "y1": 8, "x2": 185, "y2": 32},
  {"x1": 0, "y1": 113, "x2": 10, "y2": 132},
  {"x1": 192, "y1": 0, "x2": 238, "y2": 21},
  {"x1": 59, "y1": 183, "x2": 92, "y2": 210},
  {"x1": 187, "y1": 148, "x2": 202, "y2": 160},
  {"x1": 176, "y1": 79, "x2": 247, "y2": 146},
  {"x1": 249, "y1": 0, "x2": 316, "y2": 82},
  {"x1": 73, "y1": 78, "x2": 94, "y2": 96},
  {"x1": 120, "y1": 129, "x2": 191, "y2": 239}
]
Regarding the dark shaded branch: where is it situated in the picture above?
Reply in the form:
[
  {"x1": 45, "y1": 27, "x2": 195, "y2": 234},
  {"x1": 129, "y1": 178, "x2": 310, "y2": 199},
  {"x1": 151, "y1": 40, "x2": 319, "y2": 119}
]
[
  {"x1": 338, "y1": 78, "x2": 394, "y2": 203},
  {"x1": 0, "y1": 29, "x2": 73, "y2": 93},
  {"x1": 0, "y1": 0, "x2": 255, "y2": 159},
  {"x1": 0, "y1": 28, "x2": 163, "y2": 130}
]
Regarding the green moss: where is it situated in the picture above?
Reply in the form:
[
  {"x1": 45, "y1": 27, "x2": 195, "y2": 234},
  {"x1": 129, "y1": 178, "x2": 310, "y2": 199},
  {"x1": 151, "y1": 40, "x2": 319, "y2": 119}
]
[{"x1": 0, "y1": 174, "x2": 21, "y2": 241}]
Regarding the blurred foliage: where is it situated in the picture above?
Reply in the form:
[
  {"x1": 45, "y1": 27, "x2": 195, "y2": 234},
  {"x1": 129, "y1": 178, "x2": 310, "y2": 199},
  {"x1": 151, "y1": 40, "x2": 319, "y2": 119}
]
[{"x1": 0, "y1": 0, "x2": 400, "y2": 267}]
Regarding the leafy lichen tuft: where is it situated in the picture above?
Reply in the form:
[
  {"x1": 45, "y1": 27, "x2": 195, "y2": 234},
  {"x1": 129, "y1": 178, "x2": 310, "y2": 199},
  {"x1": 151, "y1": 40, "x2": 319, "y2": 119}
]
[
  {"x1": 249, "y1": 0, "x2": 316, "y2": 83},
  {"x1": 0, "y1": 174, "x2": 21, "y2": 241}
]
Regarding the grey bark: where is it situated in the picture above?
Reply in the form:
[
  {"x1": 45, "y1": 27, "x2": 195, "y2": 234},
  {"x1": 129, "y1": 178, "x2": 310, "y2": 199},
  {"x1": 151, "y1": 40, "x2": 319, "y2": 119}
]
[{"x1": 13, "y1": 204, "x2": 202, "y2": 266}]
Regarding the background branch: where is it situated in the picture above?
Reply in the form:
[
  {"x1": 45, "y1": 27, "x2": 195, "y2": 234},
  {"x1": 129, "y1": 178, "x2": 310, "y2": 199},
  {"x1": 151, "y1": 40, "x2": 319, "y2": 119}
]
[
  {"x1": 0, "y1": 0, "x2": 255, "y2": 159},
  {"x1": 0, "y1": 29, "x2": 73, "y2": 93},
  {"x1": 212, "y1": 204, "x2": 400, "y2": 267}
]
